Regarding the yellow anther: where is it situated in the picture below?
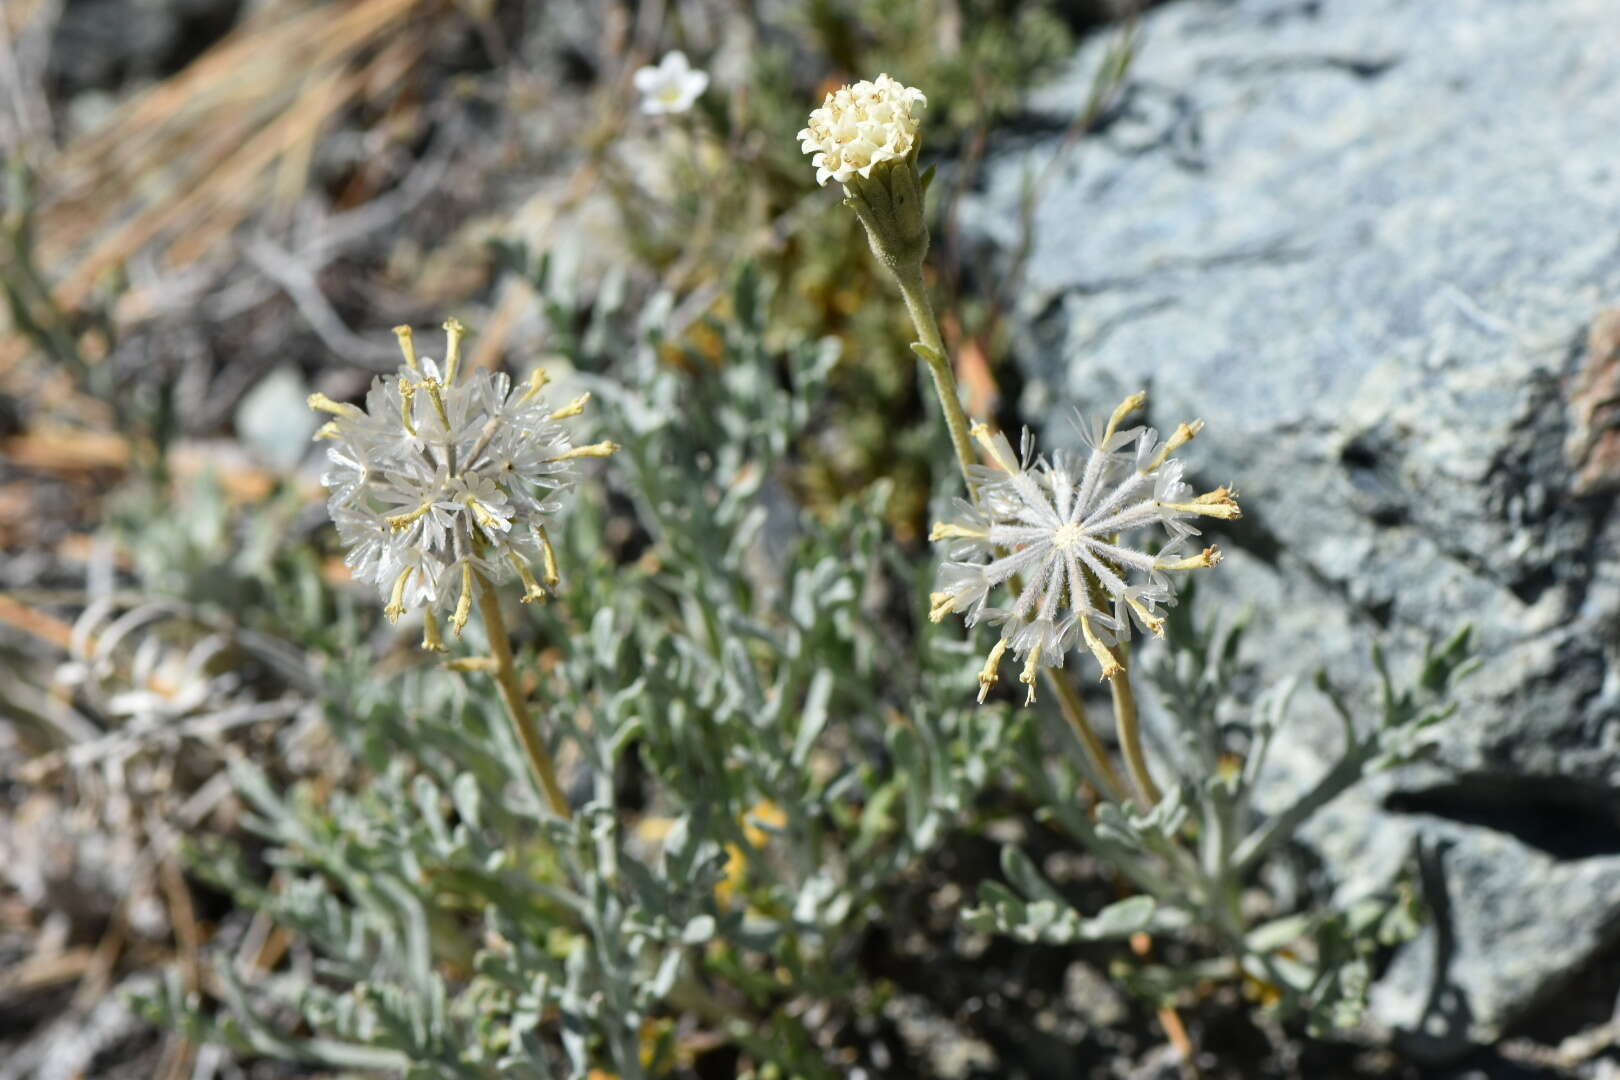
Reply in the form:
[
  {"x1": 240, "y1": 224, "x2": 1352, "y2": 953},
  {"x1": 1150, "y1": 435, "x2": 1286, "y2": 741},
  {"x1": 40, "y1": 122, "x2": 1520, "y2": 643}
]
[
  {"x1": 977, "y1": 638, "x2": 1010, "y2": 704},
  {"x1": 548, "y1": 393, "x2": 591, "y2": 421},
  {"x1": 928, "y1": 591, "x2": 959, "y2": 623},
  {"x1": 1124, "y1": 595, "x2": 1166, "y2": 638},
  {"x1": 509, "y1": 553, "x2": 547, "y2": 603},
  {"x1": 970, "y1": 422, "x2": 1018, "y2": 473},
  {"x1": 517, "y1": 367, "x2": 551, "y2": 405},
  {"x1": 393, "y1": 325, "x2": 420, "y2": 371},
  {"x1": 312, "y1": 421, "x2": 342, "y2": 441},
  {"x1": 451, "y1": 563, "x2": 474, "y2": 638},
  {"x1": 552, "y1": 440, "x2": 620, "y2": 461},
  {"x1": 442, "y1": 318, "x2": 467, "y2": 384},
  {"x1": 1146, "y1": 419, "x2": 1204, "y2": 472},
  {"x1": 398, "y1": 378, "x2": 418, "y2": 436},
  {"x1": 537, "y1": 525, "x2": 560, "y2": 587},
  {"x1": 422, "y1": 378, "x2": 451, "y2": 430},
  {"x1": 384, "y1": 567, "x2": 414, "y2": 624},
  {"x1": 1079, "y1": 615, "x2": 1124, "y2": 680},
  {"x1": 464, "y1": 496, "x2": 506, "y2": 534},
  {"x1": 385, "y1": 501, "x2": 434, "y2": 532},
  {"x1": 421, "y1": 611, "x2": 447, "y2": 653},
  {"x1": 929, "y1": 522, "x2": 987, "y2": 542},
  {"x1": 1164, "y1": 487, "x2": 1242, "y2": 520},
  {"x1": 308, "y1": 392, "x2": 363, "y2": 419},
  {"x1": 1102, "y1": 390, "x2": 1148, "y2": 446},
  {"x1": 1194, "y1": 486, "x2": 1239, "y2": 507},
  {"x1": 1154, "y1": 545, "x2": 1223, "y2": 572},
  {"x1": 1019, "y1": 643, "x2": 1044, "y2": 706}
]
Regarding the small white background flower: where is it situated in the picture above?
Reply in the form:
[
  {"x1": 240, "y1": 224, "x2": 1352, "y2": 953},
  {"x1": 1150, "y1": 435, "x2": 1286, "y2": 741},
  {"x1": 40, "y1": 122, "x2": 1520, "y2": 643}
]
[{"x1": 634, "y1": 51, "x2": 708, "y2": 115}]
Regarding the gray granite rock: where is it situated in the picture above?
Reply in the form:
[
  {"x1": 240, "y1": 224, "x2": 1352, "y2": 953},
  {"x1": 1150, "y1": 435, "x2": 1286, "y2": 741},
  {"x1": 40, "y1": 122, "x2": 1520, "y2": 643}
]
[{"x1": 960, "y1": 0, "x2": 1620, "y2": 1057}]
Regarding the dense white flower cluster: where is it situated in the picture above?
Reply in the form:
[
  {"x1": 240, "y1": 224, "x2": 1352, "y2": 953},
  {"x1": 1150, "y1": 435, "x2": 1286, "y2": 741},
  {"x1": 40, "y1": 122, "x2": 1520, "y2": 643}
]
[
  {"x1": 798, "y1": 73, "x2": 927, "y2": 186},
  {"x1": 633, "y1": 51, "x2": 708, "y2": 115},
  {"x1": 929, "y1": 393, "x2": 1239, "y2": 704},
  {"x1": 312, "y1": 321, "x2": 615, "y2": 646}
]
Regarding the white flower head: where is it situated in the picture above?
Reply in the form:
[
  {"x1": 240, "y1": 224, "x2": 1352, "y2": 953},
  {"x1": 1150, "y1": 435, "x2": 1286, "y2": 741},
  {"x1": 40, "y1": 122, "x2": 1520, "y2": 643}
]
[
  {"x1": 311, "y1": 320, "x2": 617, "y2": 646},
  {"x1": 929, "y1": 392, "x2": 1240, "y2": 705},
  {"x1": 798, "y1": 73, "x2": 927, "y2": 186},
  {"x1": 634, "y1": 51, "x2": 709, "y2": 115}
]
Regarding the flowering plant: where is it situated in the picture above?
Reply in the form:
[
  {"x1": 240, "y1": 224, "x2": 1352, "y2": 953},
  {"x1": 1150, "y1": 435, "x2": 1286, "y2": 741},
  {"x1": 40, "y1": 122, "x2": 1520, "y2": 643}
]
[
  {"x1": 109, "y1": 47, "x2": 1475, "y2": 1080},
  {"x1": 633, "y1": 51, "x2": 709, "y2": 115}
]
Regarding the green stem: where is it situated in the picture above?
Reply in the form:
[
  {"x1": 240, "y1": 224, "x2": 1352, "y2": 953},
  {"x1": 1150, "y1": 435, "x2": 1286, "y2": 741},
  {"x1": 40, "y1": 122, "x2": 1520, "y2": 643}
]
[
  {"x1": 1048, "y1": 672, "x2": 1128, "y2": 802},
  {"x1": 1230, "y1": 753, "x2": 1363, "y2": 878},
  {"x1": 891, "y1": 261, "x2": 980, "y2": 492},
  {"x1": 473, "y1": 572, "x2": 572, "y2": 819},
  {"x1": 1108, "y1": 646, "x2": 1161, "y2": 807}
]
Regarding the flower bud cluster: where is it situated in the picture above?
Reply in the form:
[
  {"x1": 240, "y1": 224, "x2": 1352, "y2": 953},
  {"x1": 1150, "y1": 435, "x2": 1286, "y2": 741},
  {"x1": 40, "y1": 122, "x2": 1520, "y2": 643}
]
[
  {"x1": 798, "y1": 73, "x2": 927, "y2": 187},
  {"x1": 312, "y1": 321, "x2": 615, "y2": 646}
]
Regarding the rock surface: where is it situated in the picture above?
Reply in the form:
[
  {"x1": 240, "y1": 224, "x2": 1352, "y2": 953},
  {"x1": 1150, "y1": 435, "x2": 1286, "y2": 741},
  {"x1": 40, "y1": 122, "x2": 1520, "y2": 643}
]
[{"x1": 962, "y1": 0, "x2": 1620, "y2": 1057}]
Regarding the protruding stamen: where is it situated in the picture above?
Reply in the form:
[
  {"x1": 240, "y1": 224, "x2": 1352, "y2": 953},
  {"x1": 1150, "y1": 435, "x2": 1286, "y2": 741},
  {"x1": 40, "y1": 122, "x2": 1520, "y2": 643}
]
[
  {"x1": 509, "y1": 553, "x2": 547, "y2": 603},
  {"x1": 537, "y1": 524, "x2": 560, "y2": 587},
  {"x1": 970, "y1": 422, "x2": 1018, "y2": 473},
  {"x1": 1079, "y1": 614, "x2": 1124, "y2": 680},
  {"x1": 421, "y1": 610, "x2": 447, "y2": 652},
  {"x1": 551, "y1": 440, "x2": 619, "y2": 461},
  {"x1": 422, "y1": 378, "x2": 452, "y2": 430},
  {"x1": 451, "y1": 563, "x2": 474, "y2": 637},
  {"x1": 977, "y1": 637, "x2": 1010, "y2": 704},
  {"x1": 442, "y1": 318, "x2": 467, "y2": 384},
  {"x1": 308, "y1": 392, "x2": 363, "y2": 419},
  {"x1": 447, "y1": 656, "x2": 499, "y2": 673},
  {"x1": 1102, "y1": 390, "x2": 1148, "y2": 446},
  {"x1": 1154, "y1": 545, "x2": 1222, "y2": 572},
  {"x1": 549, "y1": 393, "x2": 591, "y2": 421},
  {"x1": 517, "y1": 368, "x2": 551, "y2": 405},
  {"x1": 312, "y1": 421, "x2": 342, "y2": 441},
  {"x1": 1146, "y1": 419, "x2": 1203, "y2": 473},
  {"x1": 929, "y1": 522, "x2": 988, "y2": 542},
  {"x1": 1124, "y1": 594, "x2": 1166, "y2": 638},
  {"x1": 465, "y1": 496, "x2": 508, "y2": 534},
  {"x1": 1019, "y1": 643, "x2": 1044, "y2": 706},
  {"x1": 1163, "y1": 487, "x2": 1241, "y2": 520},
  {"x1": 928, "y1": 590, "x2": 958, "y2": 623},
  {"x1": 398, "y1": 378, "x2": 418, "y2": 437},
  {"x1": 393, "y1": 325, "x2": 420, "y2": 371},
  {"x1": 385, "y1": 567, "x2": 414, "y2": 623},
  {"x1": 385, "y1": 501, "x2": 434, "y2": 532}
]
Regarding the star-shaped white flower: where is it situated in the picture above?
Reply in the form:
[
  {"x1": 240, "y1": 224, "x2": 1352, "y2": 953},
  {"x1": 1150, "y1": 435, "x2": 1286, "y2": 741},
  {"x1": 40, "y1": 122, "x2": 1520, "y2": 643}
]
[
  {"x1": 634, "y1": 51, "x2": 709, "y2": 115},
  {"x1": 929, "y1": 393, "x2": 1240, "y2": 704}
]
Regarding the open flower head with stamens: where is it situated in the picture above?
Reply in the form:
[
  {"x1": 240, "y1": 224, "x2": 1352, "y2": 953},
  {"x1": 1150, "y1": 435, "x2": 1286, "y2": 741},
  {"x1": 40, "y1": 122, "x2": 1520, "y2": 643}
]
[
  {"x1": 798, "y1": 73, "x2": 927, "y2": 187},
  {"x1": 311, "y1": 320, "x2": 617, "y2": 648},
  {"x1": 929, "y1": 392, "x2": 1239, "y2": 705}
]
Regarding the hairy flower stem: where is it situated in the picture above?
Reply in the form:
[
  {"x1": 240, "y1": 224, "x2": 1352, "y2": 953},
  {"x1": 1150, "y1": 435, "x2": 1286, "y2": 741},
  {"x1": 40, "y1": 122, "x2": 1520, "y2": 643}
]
[
  {"x1": 892, "y1": 263, "x2": 980, "y2": 493},
  {"x1": 473, "y1": 571, "x2": 571, "y2": 819},
  {"x1": 1108, "y1": 644, "x2": 1162, "y2": 807}
]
